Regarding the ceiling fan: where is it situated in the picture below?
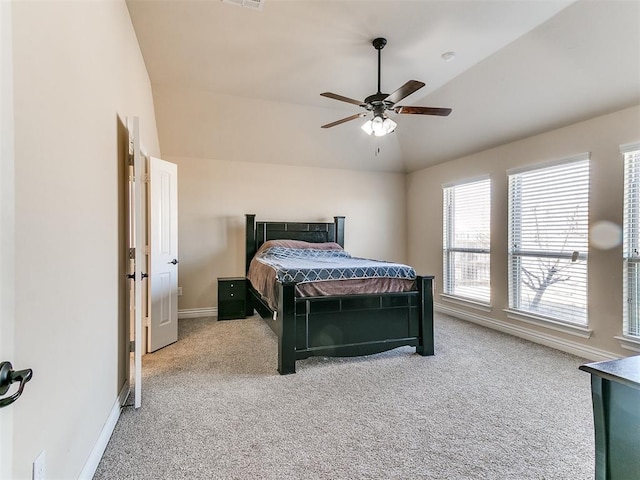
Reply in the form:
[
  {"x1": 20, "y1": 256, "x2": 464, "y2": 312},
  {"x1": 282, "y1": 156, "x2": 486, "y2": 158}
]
[{"x1": 321, "y1": 37, "x2": 452, "y2": 136}]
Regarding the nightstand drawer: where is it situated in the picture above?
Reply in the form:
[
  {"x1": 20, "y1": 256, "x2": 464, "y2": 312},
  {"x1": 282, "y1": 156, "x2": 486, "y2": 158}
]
[{"x1": 218, "y1": 280, "x2": 246, "y2": 300}]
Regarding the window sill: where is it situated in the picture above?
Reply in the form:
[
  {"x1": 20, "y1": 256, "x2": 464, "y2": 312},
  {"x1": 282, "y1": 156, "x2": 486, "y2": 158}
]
[
  {"x1": 503, "y1": 309, "x2": 592, "y2": 339},
  {"x1": 614, "y1": 335, "x2": 640, "y2": 353},
  {"x1": 441, "y1": 294, "x2": 492, "y2": 312}
]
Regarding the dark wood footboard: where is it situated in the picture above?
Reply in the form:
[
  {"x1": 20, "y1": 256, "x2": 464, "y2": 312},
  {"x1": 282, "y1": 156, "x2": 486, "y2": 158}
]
[{"x1": 248, "y1": 276, "x2": 434, "y2": 375}]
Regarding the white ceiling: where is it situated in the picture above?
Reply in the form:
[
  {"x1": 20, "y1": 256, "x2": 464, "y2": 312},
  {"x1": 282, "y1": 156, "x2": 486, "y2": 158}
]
[{"x1": 126, "y1": 0, "x2": 640, "y2": 173}]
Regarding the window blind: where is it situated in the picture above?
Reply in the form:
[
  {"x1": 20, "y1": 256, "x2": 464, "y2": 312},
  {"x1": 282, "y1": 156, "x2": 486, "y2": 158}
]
[
  {"x1": 443, "y1": 178, "x2": 491, "y2": 303},
  {"x1": 508, "y1": 158, "x2": 589, "y2": 324},
  {"x1": 623, "y1": 147, "x2": 640, "y2": 337}
]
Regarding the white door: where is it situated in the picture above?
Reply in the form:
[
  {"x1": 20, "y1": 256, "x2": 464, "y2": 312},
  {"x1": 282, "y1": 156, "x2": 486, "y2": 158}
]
[
  {"x1": 148, "y1": 156, "x2": 178, "y2": 352},
  {"x1": 126, "y1": 117, "x2": 144, "y2": 409},
  {"x1": 1, "y1": 1, "x2": 15, "y2": 472}
]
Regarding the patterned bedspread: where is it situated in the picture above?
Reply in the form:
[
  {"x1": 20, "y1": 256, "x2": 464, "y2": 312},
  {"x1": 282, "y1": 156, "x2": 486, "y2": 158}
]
[
  {"x1": 256, "y1": 245, "x2": 416, "y2": 284},
  {"x1": 247, "y1": 240, "x2": 416, "y2": 310}
]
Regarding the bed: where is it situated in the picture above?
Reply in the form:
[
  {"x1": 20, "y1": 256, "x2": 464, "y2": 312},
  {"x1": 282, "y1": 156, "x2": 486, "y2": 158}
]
[{"x1": 245, "y1": 214, "x2": 434, "y2": 374}]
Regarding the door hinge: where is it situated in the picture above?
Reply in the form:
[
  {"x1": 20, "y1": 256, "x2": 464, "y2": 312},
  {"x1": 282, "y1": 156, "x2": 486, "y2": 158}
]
[
  {"x1": 144, "y1": 173, "x2": 150, "y2": 183},
  {"x1": 143, "y1": 316, "x2": 150, "y2": 327},
  {"x1": 144, "y1": 245, "x2": 150, "y2": 255},
  {"x1": 129, "y1": 247, "x2": 135, "y2": 259},
  {"x1": 129, "y1": 341, "x2": 135, "y2": 353},
  {"x1": 128, "y1": 152, "x2": 134, "y2": 166}
]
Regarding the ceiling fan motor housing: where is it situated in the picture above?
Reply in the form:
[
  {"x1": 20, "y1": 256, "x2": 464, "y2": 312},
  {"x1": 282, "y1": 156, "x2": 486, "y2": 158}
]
[{"x1": 364, "y1": 93, "x2": 391, "y2": 108}]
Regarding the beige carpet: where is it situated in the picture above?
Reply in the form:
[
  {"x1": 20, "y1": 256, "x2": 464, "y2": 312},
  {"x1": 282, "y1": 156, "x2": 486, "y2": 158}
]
[{"x1": 94, "y1": 313, "x2": 594, "y2": 479}]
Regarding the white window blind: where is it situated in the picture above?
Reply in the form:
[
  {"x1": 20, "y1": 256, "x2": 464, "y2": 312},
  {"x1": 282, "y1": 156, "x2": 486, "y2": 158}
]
[
  {"x1": 443, "y1": 178, "x2": 491, "y2": 303},
  {"x1": 623, "y1": 145, "x2": 640, "y2": 337},
  {"x1": 508, "y1": 157, "x2": 589, "y2": 324}
]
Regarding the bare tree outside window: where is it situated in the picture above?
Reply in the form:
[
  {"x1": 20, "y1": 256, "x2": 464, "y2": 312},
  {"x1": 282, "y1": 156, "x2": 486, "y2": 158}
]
[
  {"x1": 520, "y1": 205, "x2": 584, "y2": 310},
  {"x1": 509, "y1": 157, "x2": 589, "y2": 324}
]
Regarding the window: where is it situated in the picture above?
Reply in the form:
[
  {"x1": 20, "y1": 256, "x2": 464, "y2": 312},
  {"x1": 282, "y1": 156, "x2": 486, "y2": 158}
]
[
  {"x1": 623, "y1": 144, "x2": 640, "y2": 337},
  {"x1": 508, "y1": 156, "x2": 589, "y2": 325},
  {"x1": 443, "y1": 178, "x2": 491, "y2": 304}
]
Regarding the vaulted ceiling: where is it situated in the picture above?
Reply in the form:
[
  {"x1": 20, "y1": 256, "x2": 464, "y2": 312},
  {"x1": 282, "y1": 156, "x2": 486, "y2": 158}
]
[{"x1": 126, "y1": 0, "x2": 640, "y2": 173}]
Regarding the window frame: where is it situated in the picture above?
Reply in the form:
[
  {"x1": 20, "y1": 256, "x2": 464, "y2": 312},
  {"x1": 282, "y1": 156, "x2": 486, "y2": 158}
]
[
  {"x1": 507, "y1": 154, "x2": 590, "y2": 326},
  {"x1": 442, "y1": 176, "x2": 491, "y2": 305},
  {"x1": 622, "y1": 142, "x2": 640, "y2": 338}
]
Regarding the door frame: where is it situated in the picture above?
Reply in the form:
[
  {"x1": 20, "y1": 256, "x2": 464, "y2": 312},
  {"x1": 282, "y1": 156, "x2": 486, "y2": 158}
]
[{"x1": 126, "y1": 117, "x2": 144, "y2": 409}]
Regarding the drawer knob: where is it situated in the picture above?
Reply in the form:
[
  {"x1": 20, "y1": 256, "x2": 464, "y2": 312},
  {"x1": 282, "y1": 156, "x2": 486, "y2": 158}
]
[{"x1": 230, "y1": 293, "x2": 234, "y2": 297}]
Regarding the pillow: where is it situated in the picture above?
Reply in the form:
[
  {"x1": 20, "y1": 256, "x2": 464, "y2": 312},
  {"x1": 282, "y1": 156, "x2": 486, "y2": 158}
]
[{"x1": 256, "y1": 239, "x2": 343, "y2": 255}]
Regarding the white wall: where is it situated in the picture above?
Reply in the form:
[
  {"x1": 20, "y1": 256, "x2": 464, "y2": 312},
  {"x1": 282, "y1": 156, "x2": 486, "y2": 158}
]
[
  {"x1": 408, "y1": 104, "x2": 640, "y2": 360},
  {"x1": 10, "y1": 1, "x2": 159, "y2": 478},
  {"x1": 168, "y1": 156, "x2": 408, "y2": 311}
]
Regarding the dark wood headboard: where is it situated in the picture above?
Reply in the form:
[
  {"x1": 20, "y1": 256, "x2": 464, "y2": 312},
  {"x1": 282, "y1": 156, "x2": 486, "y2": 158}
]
[{"x1": 245, "y1": 214, "x2": 345, "y2": 274}]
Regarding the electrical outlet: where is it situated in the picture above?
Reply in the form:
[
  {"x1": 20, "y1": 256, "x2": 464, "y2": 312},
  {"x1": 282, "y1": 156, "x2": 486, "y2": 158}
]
[
  {"x1": 177, "y1": 287, "x2": 183, "y2": 296},
  {"x1": 33, "y1": 450, "x2": 45, "y2": 480}
]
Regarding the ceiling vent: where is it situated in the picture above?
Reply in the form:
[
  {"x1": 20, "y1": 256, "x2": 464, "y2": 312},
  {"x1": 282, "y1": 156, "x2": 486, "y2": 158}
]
[{"x1": 222, "y1": 0, "x2": 264, "y2": 9}]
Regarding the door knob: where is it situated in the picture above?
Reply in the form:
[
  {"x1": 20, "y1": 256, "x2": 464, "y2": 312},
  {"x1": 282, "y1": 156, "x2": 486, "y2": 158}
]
[
  {"x1": 0, "y1": 361, "x2": 33, "y2": 408},
  {"x1": 168, "y1": 259, "x2": 179, "y2": 265}
]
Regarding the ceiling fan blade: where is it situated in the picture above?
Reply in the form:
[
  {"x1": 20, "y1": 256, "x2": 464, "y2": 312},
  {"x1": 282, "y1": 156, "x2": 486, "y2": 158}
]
[
  {"x1": 394, "y1": 106, "x2": 452, "y2": 116},
  {"x1": 384, "y1": 80, "x2": 425, "y2": 105},
  {"x1": 320, "y1": 92, "x2": 365, "y2": 107},
  {"x1": 321, "y1": 113, "x2": 367, "y2": 129}
]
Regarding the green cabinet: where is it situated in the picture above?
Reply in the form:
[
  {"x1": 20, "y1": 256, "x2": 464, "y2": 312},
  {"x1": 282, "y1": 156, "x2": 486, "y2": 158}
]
[{"x1": 580, "y1": 355, "x2": 640, "y2": 480}]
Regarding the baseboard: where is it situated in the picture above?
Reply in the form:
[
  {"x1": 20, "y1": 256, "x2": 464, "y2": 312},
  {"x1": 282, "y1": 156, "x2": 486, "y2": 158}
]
[
  {"x1": 178, "y1": 307, "x2": 217, "y2": 319},
  {"x1": 435, "y1": 303, "x2": 620, "y2": 362},
  {"x1": 78, "y1": 382, "x2": 129, "y2": 480}
]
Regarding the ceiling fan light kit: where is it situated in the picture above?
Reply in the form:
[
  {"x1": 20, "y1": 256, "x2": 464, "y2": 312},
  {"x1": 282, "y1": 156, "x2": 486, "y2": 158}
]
[
  {"x1": 361, "y1": 116, "x2": 397, "y2": 136},
  {"x1": 321, "y1": 37, "x2": 452, "y2": 136}
]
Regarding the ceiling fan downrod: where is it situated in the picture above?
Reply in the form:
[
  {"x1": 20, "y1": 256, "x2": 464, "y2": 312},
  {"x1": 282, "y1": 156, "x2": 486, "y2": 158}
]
[
  {"x1": 373, "y1": 37, "x2": 387, "y2": 95},
  {"x1": 364, "y1": 37, "x2": 389, "y2": 106}
]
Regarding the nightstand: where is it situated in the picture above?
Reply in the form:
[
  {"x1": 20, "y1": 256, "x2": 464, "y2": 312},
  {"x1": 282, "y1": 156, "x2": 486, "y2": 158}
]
[{"x1": 217, "y1": 277, "x2": 246, "y2": 320}]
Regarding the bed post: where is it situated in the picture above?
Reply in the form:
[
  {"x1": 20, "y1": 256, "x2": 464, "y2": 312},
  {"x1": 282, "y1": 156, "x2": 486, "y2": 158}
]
[
  {"x1": 277, "y1": 282, "x2": 297, "y2": 375},
  {"x1": 416, "y1": 276, "x2": 435, "y2": 356},
  {"x1": 245, "y1": 214, "x2": 256, "y2": 275},
  {"x1": 334, "y1": 216, "x2": 345, "y2": 247}
]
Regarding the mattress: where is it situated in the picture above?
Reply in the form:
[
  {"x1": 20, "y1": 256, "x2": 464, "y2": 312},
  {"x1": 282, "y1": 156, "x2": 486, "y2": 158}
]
[{"x1": 247, "y1": 239, "x2": 416, "y2": 310}]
